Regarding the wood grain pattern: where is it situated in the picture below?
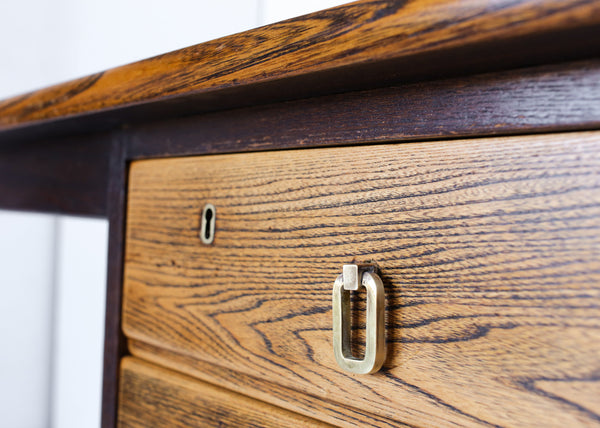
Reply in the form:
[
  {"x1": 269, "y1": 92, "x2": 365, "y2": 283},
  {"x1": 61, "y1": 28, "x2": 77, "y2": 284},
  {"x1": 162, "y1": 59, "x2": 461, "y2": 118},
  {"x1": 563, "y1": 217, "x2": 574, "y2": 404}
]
[
  {"x1": 128, "y1": 339, "x2": 410, "y2": 428},
  {"x1": 2, "y1": 0, "x2": 600, "y2": 132},
  {"x1": 123, "y1": 132, "x2": 600, "y2": 427},
  {"x1": 128, "y1": 60, "x2": 600, "y2": 160},
  {"x1": 0, "y1": 134, "x2": 110, "y2": 215},
  {"x1": 118, "y1": 357, "x2": 332, "y2": 427},
  {"x1": 3, "y1": 60, "x2": 599, "y2": 215}
]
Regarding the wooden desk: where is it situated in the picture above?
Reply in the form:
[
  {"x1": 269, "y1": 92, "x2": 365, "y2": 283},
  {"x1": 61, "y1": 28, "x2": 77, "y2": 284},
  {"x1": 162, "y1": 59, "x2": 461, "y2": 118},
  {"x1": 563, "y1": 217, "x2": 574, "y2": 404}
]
[{"x1": 1, "y1": 1, "x2": 599, "y2": 426}]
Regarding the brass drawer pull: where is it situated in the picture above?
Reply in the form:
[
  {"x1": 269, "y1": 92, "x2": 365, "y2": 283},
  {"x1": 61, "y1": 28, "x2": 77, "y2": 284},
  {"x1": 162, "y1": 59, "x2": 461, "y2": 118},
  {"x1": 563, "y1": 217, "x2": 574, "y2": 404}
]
[{"x1": 332, "y1": 264, "x2": 385, "y2": 374}]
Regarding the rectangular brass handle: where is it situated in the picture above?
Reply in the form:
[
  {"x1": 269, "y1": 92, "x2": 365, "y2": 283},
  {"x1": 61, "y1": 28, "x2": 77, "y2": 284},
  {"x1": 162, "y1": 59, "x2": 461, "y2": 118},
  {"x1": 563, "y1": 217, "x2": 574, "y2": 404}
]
[{"x1": 332, "y1": 264, "x2": 386, "y2": 374}]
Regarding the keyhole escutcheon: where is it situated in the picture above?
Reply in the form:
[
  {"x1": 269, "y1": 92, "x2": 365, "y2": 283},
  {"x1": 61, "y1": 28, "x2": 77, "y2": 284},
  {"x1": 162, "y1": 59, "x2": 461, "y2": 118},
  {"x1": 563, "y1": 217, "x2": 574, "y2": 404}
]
[{"x1": 200, "y1": 204, "x2": 216, "y2": 244}]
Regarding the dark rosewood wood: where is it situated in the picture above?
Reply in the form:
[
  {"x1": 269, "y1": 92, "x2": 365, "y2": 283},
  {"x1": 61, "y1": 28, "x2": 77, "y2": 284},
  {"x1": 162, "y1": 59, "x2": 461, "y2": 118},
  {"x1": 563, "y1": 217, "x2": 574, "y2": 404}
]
[
  {"x1": 101, "y1": 137, "x2": 128, "y2": 428},
  {"x1": 1, "y1": 60, "x2": 599, "y2": 216},
  {"x1": 128, "y1": 60, "x2": 600, "y2": 159},
  {"x1": 1, "y1": 0, "x2": 600, "y2": 136},
  {"x1": 0, "y1": 134, "x2": 110, "y2": 216}
]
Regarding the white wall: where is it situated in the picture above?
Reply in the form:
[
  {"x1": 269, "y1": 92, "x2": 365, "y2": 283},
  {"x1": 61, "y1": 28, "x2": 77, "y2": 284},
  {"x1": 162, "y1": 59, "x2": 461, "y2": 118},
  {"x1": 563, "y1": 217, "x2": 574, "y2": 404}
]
[
  {"x1": 260, "y1": 0, "x2": 350, "y2": 23},
  {"x1": 50, "y1": 218, "x2": 108, "y2": 428},
  {"x1": 0, "y1": 212, "x2": 56, "y2": 428},
  {"x1": 0, "y1": 1, "x2": 347, "y2": 427}
]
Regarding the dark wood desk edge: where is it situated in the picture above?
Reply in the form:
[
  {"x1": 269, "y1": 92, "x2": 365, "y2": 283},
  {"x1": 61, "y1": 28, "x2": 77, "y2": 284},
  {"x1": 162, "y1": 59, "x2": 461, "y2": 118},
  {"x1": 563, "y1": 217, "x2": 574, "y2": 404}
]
[
  {"x1": 1, "y1": 59, "x2": 599, "y2": 216},
  {"x1": 127, "y1": 60, "x2": 600, "y2": 160},
  {"x1": 1, "y1": 0, "x2": 600, "y2": 137}
]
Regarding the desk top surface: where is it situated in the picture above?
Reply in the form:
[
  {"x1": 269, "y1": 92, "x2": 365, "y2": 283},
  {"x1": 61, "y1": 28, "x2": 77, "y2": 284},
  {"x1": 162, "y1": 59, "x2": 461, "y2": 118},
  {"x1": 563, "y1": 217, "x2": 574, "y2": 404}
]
[{"x1": 0, "y1": 0, "x2": 599, "y2": 138}]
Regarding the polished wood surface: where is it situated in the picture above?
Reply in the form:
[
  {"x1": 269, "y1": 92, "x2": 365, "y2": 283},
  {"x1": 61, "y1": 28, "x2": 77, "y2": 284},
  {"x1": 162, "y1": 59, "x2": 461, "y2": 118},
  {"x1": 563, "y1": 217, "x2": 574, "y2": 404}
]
[
  {"x1": 129, "y1": 60, "x2": 600, "y2": 160},
  {"x1": 2, "y1": 61, "x2": 599, "y2": 214},
  {"x1": 128, "y1": 339, "x2": 412, "y2": 427},
  {"x1": 3, "y1": 60, "x2": 599, "y2": 216},
  {"x1": 118, "y1": 357, "x2": 332, "y2": 427},
  {"x1": 0, "y1": 2, "x2": 596, "y2": 428},
  {"x1": 124, "y1": 132, "x2": 600, "y2": 427},
  {"x1": 1, "y1": 0, "x2": 600, "y2": 132}
]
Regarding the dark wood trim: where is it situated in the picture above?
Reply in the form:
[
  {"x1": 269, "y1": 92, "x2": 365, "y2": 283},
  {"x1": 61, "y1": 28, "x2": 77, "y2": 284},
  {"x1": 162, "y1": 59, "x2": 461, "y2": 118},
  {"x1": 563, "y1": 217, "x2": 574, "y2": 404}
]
[
  {"x1": 0, "y1": 134, "x2": 111, "y2": 216},
  {"x1": 101, "y1": 135, "x2": 128, "y2": 428},
  {"x1": 1, "y1": 0, "x2": 600, "y2": 138},
  {"x1": 128, "y1": 60, "x2": 600, "y2": 159},
  {"x1": 1, "y1": 59, "x2": 598, "y2": 216}
]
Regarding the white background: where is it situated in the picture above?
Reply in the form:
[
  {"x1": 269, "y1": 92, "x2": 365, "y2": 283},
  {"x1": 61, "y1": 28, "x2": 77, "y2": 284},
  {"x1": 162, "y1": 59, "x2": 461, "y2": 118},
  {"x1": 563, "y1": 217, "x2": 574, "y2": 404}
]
[{"x1": 0, "y1": 1, "x2": 347, "y2": 427}]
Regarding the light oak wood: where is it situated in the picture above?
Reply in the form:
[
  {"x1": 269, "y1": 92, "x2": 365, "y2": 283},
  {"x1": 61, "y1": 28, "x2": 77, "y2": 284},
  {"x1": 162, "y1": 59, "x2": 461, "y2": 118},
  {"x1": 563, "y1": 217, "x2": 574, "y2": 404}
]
[
  {"x1": 1, "y1": 0, "x2": 600, "y2": 130},
  {"x1": 118, "y1": 357, "x2": 331, "y2": 427},
  {"x1": 124, "y1": 132, "x2": 600, "y2": 427},
  {"x1": 128, "y1": 339, "x2": 409, "y2": 428}
]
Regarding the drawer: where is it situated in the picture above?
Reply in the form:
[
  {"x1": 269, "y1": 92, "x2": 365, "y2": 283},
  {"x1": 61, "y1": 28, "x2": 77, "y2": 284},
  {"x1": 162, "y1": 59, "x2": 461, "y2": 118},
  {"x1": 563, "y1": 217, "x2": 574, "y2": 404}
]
[
  {"x1": 118, "y1": 357, "x2": 330, "y2": 427},
  {"x1": 123, "y1": 132, "x2": 600, "y2": 427}
]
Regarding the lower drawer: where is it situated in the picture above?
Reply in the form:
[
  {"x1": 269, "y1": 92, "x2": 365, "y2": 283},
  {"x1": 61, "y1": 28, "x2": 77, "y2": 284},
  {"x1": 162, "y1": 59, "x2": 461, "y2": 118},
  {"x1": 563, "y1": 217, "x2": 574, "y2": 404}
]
[
  {"x1": 123, "y1": 132, "x2": 600, "y2": 427},
  {"x1": 118, "y1": 357, "x2": 330, "y2": 427}
]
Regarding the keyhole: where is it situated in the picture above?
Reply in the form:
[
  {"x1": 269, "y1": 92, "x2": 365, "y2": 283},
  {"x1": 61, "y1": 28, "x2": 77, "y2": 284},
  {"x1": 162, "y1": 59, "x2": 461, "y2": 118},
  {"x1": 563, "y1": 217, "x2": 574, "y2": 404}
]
[
  {"x1": 204, "y1": 208, "x2": 213, "y2": 240},
  {"x1": 200, "y1": 204, "x2": 216, "y2": 244}
]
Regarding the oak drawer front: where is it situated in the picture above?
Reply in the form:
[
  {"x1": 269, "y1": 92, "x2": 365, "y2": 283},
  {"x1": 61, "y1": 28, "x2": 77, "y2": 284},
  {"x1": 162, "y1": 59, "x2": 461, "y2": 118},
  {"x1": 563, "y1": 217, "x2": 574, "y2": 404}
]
[
  {"x1": 123, "y1": 132, "x2": 600, "y2": 427},
  {"x1": 118, "y1": 357, "x2": 329, "y2": 427}
]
